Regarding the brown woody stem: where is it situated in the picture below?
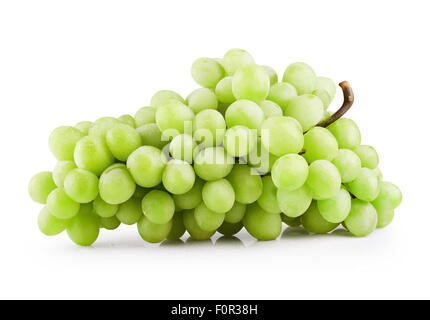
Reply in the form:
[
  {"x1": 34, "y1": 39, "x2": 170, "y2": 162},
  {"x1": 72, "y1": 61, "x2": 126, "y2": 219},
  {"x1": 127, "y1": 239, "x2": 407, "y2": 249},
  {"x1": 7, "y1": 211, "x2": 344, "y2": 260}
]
[{"x1": 317, "y1": 81, "x2": 354, "y2": 128}]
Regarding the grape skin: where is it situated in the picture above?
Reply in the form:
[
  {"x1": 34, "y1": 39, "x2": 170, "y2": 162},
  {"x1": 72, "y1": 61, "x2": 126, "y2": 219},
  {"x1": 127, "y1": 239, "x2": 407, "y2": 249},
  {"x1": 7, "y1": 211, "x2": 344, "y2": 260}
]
[
  {"x1": 232, "y1": 65, "x2": 270, "y2": 103},
  {"x1": 28, "y1": 171, "x2": 57, "y2": 204},
  {"x1": 347, "y1": 167, "x2": 380, "y2": 202},
  {"x1": 202, "y1": 179, "x2": 235, "y2": 214},
  {"x1": 277, "y1": 185, "x2": 312, "y2": 218},
  {"x1": 303, "y1": 127, "x2": 338, "y2": 163},
  {"x1": 243, "y1": 203, "x2": 282, "y2": 241},
  {"x1": 150, "y1": 90, "x2": 184, "y2": 108},
  {"x1": 267, "y1": 82, "x2": 298, "y2": 113},
  {"x1": 344, "y1": 199, "x2": 378, "y2": 237},
  {"x1": 306, "y1": 160, "x2": 341, "y2": 200},
  {"x1": 260, "y1": 116, "x2": 304, "y2": 156},
  {"x1": 183, "y1": 209, "x2": 215, "y2": 240},
  {"x1": 284, "y1": 94, "x2": 324, "y2": 132},
  {"x1": 327, "y1": 118, "x2": 361, "y2": 150},
  {"x1": 301, "y1": 201, "x2": 339, "y2": 234},
  {"x1": 282, "y1": 62, "x2": 316, "y2": 95},
  {"x1": 271, "y1": 154, "x2": 309, "y2": 191}
]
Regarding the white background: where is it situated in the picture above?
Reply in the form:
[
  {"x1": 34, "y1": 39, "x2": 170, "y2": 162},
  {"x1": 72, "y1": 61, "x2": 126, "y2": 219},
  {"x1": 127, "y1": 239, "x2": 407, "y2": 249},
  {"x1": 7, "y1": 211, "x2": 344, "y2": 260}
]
[{"x1": 0, "y1": 0, "x2": 429, "y2": 300}]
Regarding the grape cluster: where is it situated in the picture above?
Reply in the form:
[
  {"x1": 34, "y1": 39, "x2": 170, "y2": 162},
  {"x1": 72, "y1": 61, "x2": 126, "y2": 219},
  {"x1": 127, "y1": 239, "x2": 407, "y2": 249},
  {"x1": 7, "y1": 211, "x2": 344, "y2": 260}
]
[{"x1": 28, "y1": 48, "x2": 402, "y2": 246}]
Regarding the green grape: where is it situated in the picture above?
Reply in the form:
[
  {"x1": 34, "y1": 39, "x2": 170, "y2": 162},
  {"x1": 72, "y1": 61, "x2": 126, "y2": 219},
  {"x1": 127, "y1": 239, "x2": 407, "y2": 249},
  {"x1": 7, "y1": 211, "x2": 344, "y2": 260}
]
[
  {"x1": 354, "y1": 145, "x2": 379, "y2": 169},
  {"x1": 214, "y1": 58, "x2": 226, "y2": 71},
  {"x1": 243, "y1": 203, "x2": 281, "y2": 241},
  {"x1": 260, "y1": 116, "x2": 304, "y2": 156},
  {"x1": 127, "y1": 146, "x2": 167, "y2": 187},
  {"x1": 53, "y1": 161, "x2": 77, "y2": 192},
  {"x1": 347, "y1": 167, "x2": 380, "y2": 202},
  {"x1": 344, "y1": 199, "x2": 377, "y2": 237},
  {"x1": 67, "y1": 212, "x2": 100, "y2": 246},
  {"x1": 136, "y1": 123, "x2": 169, "y2": 149},
  {"x1": 227, "y1": 165, "x2": 263, "y2": 204},
  {"x1": 74, "y1": 135, "x2": 114, "y2": 176},
  {"x1": 135, "y1": 106, "x2": 156, "y2": 127},
  {"x1": 162, "y1": 159, "x2": 195, "y2": 195},
  {"x1": 312, "y1": 89, "x2": 331, "y2": 110},
  {"x1": 223, "y1": 125, "x2": 256, "y2": 157},
  {"x1": 315, "y1": 77, "x2": 336, "y2": 99},
  {"x1": 75, "y1": 121, "x2": 93, "y2": 135},
  {"x1": 373, "y1": 167, "x2": 383, "y2": 182},
  {"x1": 88, "y1": 117, "x2": 119, "y2": 139},
  {"x1": 53, "y1": 161, "x2": 77, "y2": 188},
  {"x1": 259, "y1": 100, "x2": 283, "y2": 118},
  {"x1": 284, "y1": 94, "x2": 324, "y2": 132},
  {"x1": 194, "y1": 202, "x2": 225, "y2": 231},
  {"x1": 28, "y1": 171, "x2": 57, "y2": 204},
  {"x1": 99, "y1": 164, "x2": 136, "y2": 204},
  {"x1": 271, "y1": 154, "x2": 308, "y2": 191},
  {"x1": 193, "y1": 109, "x2": 226, "y2": 148},
  {"x1": 142, "y1": 190, "x2": 175, "y2": 224},
  {"x1": 282, "y1": 62, "x2": 316, "y2": 95},
  {"x1": 225, "y1": 99, "x2": 264, "y2": 130},
  {"x1": 303, "y1": 127, "x2": 338, "y2": 163},
  {"x1": 151, "y1": 90, "x2": 185, "y2": 108},
  {"x1": 137, "y1": 215, "x2": 172, "y2": 243},
  {"x1": 217, "y1": 221, "x2": 243, "y2": 236},
  {"x1": 116, "y1": 197, "x2": 142, "y2": 225},
  {"x1": 166, "y1": 212, "x2": 186, "y2": 240},
  {"x1": 93, "y1": 195, "x2": 118, "y2": 218},
  {"x1": 156, "y1": 101, "x2": 194, "y2": 137},
  {"x1": 99, "y1": 215, "x2": 121, "y2": 230},
  {"x1": 277, "y1": 185, "x2": 312, "y2": 218},
  {"x1": 306, "y1": 160, "x2": 341, "y2": 200},
  {"x1": 202, "y1": 179, "x2": 235, "y2": 214},
  {"x1": 49, "y1": 126, "x2": 85, "y2": 161},
  {"x1": 193, "y1": 147, "x2": 234, "y2": 181},
  {"x1": 257, "y1": 176, "x2": 281, "y2": 214},
  {"x1": 327, "y1": 118, "x2": 361, "y2": 150},
  {"x1": 247, "y1": 138, "x2": 279, "y2": 174},
  {"x1": 118, "y1": 114, "x2": 136, "y2": 128},
  {"x1": 281, "y1": 215, "x2": 302, "y2": 227},
  {"x1": 191, "y1": 57, "x2": 224, "y2": 88},
  {"x1": 372, "y1": 197, "x2": 394, "y2": 228},
  {"x1": 223, "y1": 48, "x2": 255, "y2": 76},
  {"x1": 47, "y1": 188, "x2": 80, "y2": 219},
  {"x1": 224, "y1": 202, "x2": 246, "y2": 223},
  {"x1": 301, "y1": 201, "x2": 339, "y2": 234},
  {"x1": 215, "y1": 77, "x2": 236, "y2": 104},
  {"x1": 183, "y1": 209, "x2": 215, "y2": 240},
  {"x1": 317, "y1": 187, "x2": 351, "y2": 223},
  {"x1": 169, "y1": 134, "x2": 196, "y2": 163},
  {"x1": 261, "y1": 65, "x2": 278, "y2": 85},
  {"x1": 186, "y1": 88, "x2": 218, "y2": 113},
  {"x1": 377, "y1": 181, "x2": 402, "y2": 208},
  {"x1": 232, "y1": 65, "x2": 270, "y2": 103},
  {"x1": 267, "y1": 82, "x2": 298, "y2": 112},
  {"x1": 38, "y1": 206, "x2": 68, "y2": 236},
  {"x1": 64, "y1": 168, "x2": 99, "y2": 203},
  {"x1": 331, "y1": 149, "x2": 362, "y2": 183},
  {"x1": 106, "y1": 124, "x2": 141, "y2": 161},
  {"x1": 173, "y1": 178, "x2": 204, "y2": 210}
]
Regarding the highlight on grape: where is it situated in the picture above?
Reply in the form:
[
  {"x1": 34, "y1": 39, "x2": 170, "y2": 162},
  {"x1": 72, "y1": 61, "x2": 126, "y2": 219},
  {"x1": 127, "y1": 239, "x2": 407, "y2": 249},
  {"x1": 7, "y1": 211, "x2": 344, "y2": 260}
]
[{"x1": 28, "y1": 48, "x2": 402, "y2": 246}]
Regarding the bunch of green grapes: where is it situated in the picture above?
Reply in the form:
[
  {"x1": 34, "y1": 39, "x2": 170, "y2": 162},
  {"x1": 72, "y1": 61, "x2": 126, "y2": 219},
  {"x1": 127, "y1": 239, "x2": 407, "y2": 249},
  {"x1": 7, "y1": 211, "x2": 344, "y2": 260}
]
[{"x1": 29, "y1": 48, "x2": 402, "y2": 246}]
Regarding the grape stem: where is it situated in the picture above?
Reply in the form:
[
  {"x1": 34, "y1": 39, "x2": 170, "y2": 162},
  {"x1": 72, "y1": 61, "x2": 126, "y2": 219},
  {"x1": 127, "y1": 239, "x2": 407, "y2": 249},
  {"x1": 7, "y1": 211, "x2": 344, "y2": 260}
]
[
  {"x1": 318, "y1": 81, "x2": 354, "y2": 128},
  {"x1": 298, "y1": 81, "x2": 353, "y2": 156}
]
